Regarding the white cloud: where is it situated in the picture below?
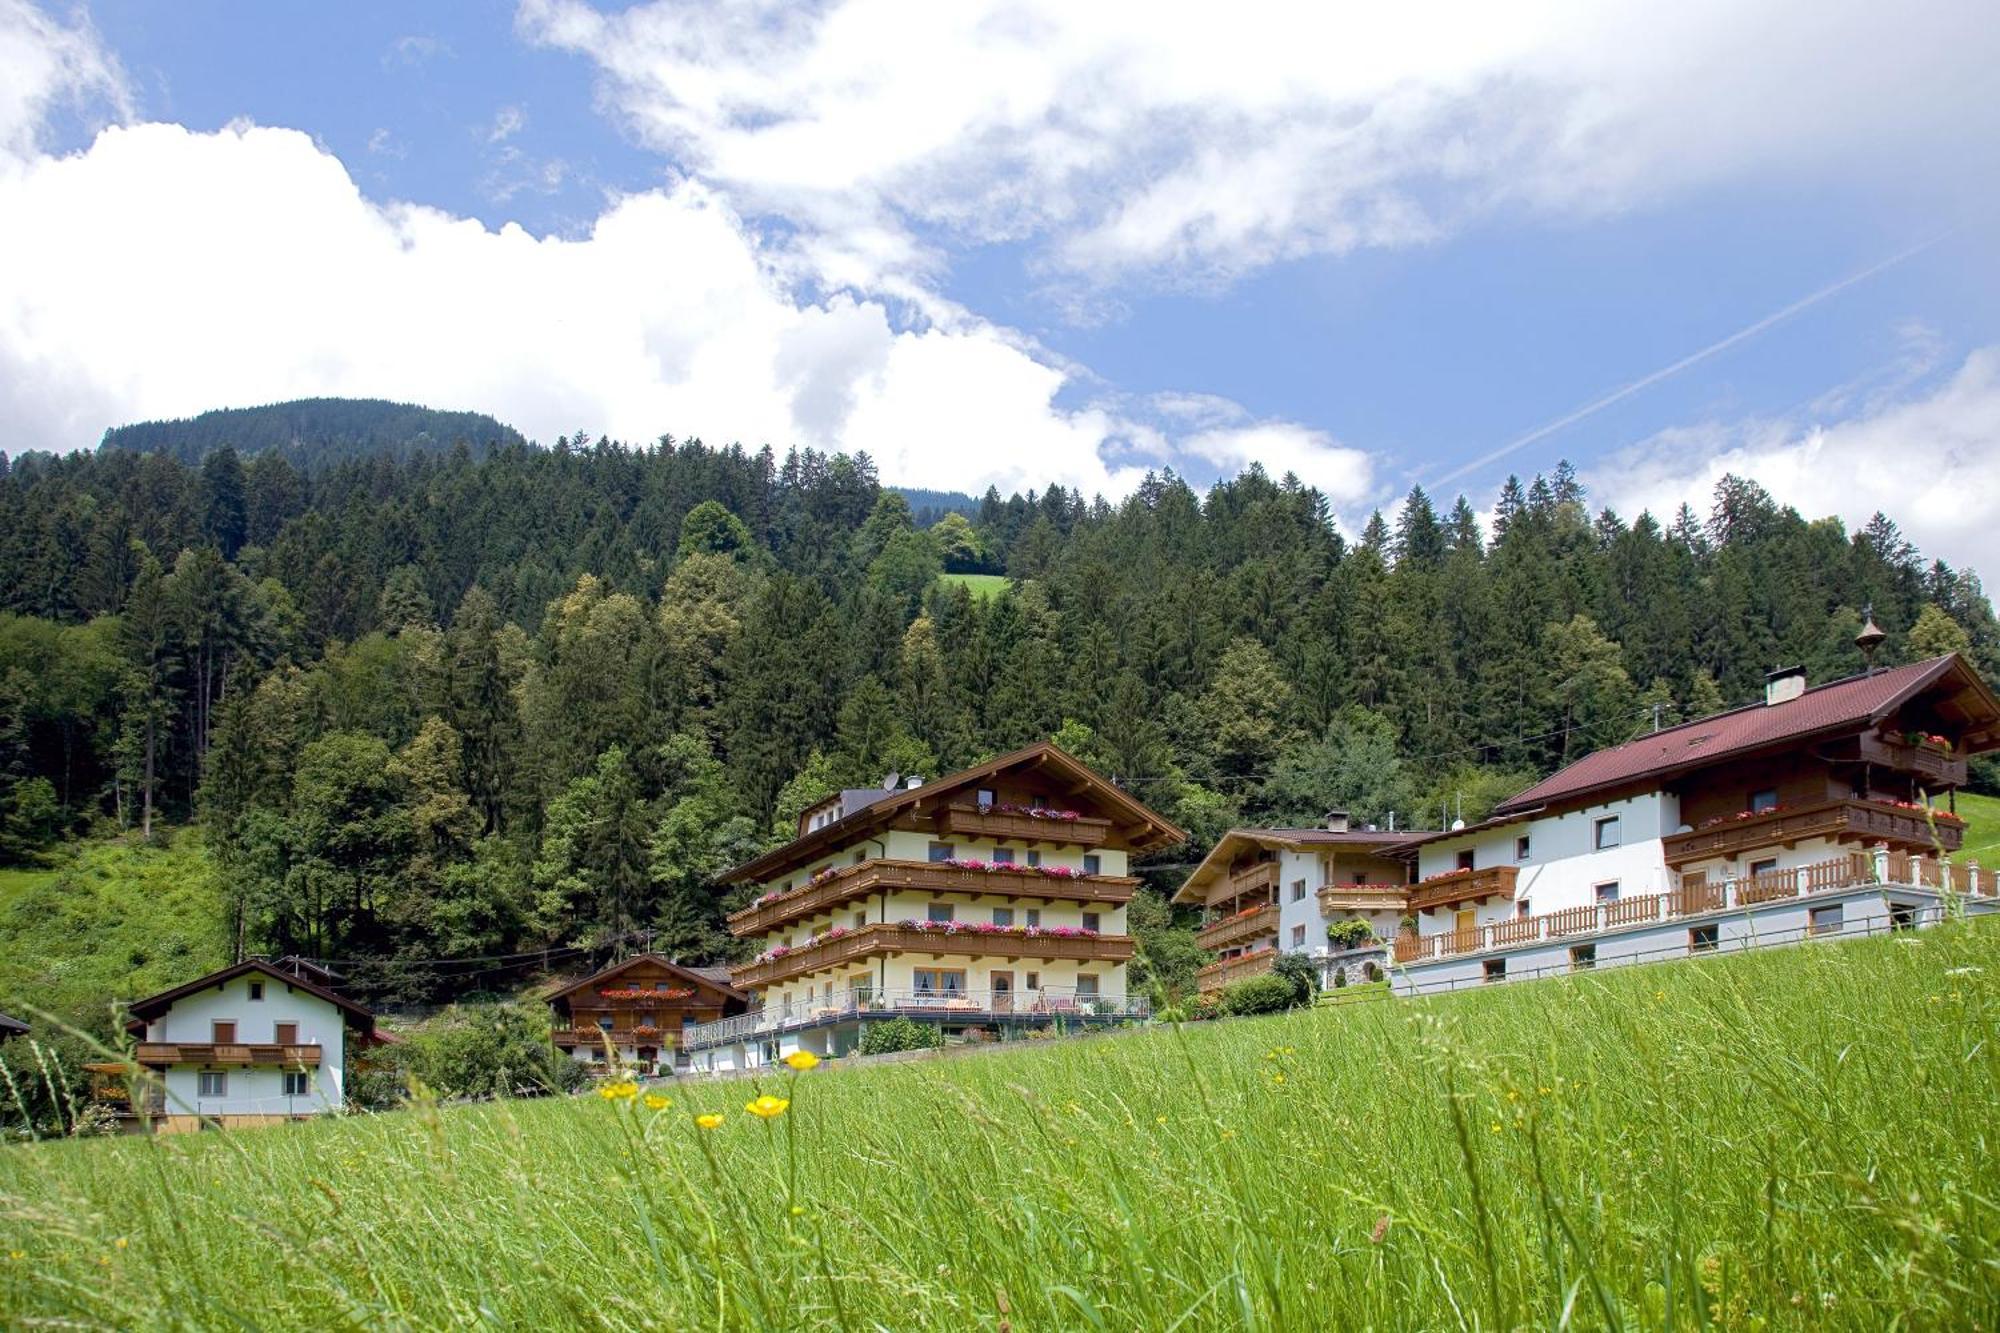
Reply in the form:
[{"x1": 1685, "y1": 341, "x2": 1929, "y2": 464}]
[
  {"x1": 1590, "y1": 348, "x2": 2000, "y2": 574},
  {"x1": 0, "y1": 0, "x2": 127, "y2": 157},
  {"x1": 521, "y1": 0, "x2": 2000, "y2": 290},
  {"x1": 487, "y1": 105, "x2": 525, "y2": 144}
]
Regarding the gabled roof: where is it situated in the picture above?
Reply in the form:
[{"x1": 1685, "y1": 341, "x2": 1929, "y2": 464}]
[
  {"x1": 1173, "y1": 827, "x2": 1418, "y2": 904},
  {"x1": 0, "y1": 1010, "x2": 27, "y2": 1037},
  {"x1": 123, "y1": 959, "x2": 376, "y2": 1034},
  {"x1": 545, "y1": 953, "x2": 747, "y2": 1006},
  {"x1": 724, "y1": 741, "x2": 1188, "y2": 884},
  {"x1": 1493, "y1": 653, "x2": 2000, "y2": 817}
]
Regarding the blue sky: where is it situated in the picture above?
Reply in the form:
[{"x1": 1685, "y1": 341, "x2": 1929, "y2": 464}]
[{"x1": 3, "y1": 1, "x2": 1998, "y2": 569}]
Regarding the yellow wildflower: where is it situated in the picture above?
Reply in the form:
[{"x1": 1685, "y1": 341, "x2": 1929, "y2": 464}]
[
  {"x1": 782, "y1": 1050, "x2": 820, "y2": 1072},
  {"x1": 114, "y1": 1237, "x2": 128, "y2": 1250},
  {"x1": 597, "y1": 1080, "x2": 640, "y2": 1101},
  {"x1": 696, "y1": 1113, "x2": 725, "y2": 1130},
  {"x1": 644, "y1": 1093, "x2": 671, "y2": 1111},
  {"x1": 745, "y1": 1094, "x2": 791, "y2": 1119}
]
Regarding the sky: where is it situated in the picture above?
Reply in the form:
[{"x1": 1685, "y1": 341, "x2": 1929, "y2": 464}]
[{"x1": 2, "y1": 1, "x2": 1998, "y2": 572}]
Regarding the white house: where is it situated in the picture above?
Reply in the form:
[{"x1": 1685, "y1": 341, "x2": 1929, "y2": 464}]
[{"x1": 122, "y1": 958, "x2": 381, "y2": 1131}]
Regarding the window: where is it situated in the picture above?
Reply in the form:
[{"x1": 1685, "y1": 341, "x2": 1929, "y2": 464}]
[
  {"x1": 1688, "y1": 923, "x2": 1719, "y2": 953},
  {"x1": 852, "y1": 849, "x2": 866, "y2": 865},
  {"x1": 274, "y1": 1022, "x2": 298, "y2": 1045},
  {"x1": 1291, "y1": 924, "x2": 1307, "y2": 948},
  {"x1": 976, "y1": 788, "x2": 996, "y2": 809},
  {"x1": 247, "y1": 981, "x2": 264, "y2": 1001},
  {"x1": 1026, "y1": 850, "x2": 1041, "y2": 867},
  {"x1": 1025, "y1": 908, "x2": 1041, "y2": 928},
  {"x1": 926, "y1": 902, "x2": 955, "y2": 923},
  {"x1": 1291, "y1": 879, "x2": 1307, "y2": 903},
  {"x1": 211, "y1": 1021, "x2": 236, "y2": 1044},
  {"x1": 1595, "y1": 881, "x2": 1620, "y2": 903},
  {"x1": 1569, "y1": 943, "x2": 1597, "y2": 971},
  {"x1": 992, "y1": 847, "x2": 1016, "y2": 864},
  {"x1": 992, "y1": 907, "x2": 1015, "y2": 927},
  {"x1": 1517, "y1": 900, "x2": 1532, "y2": 918},
  {"x1": 853, "y1": 910, "x2": 867, "y2": 929},
  {"x1": 927, "y1": 841, "x2": 954, "y2": 863},
  {"x1": 1076, "y1": 975, "x2": 1100, "y2": 999},
  {"x1": 1455, "y1": 849, "x2": 1476, "y2": 871},
  {"x1": 1748, "y1": 857, "x2": 1778, "y2": 879},
  {"x1": 639, "y1": 1011, "x2": 655, "y2": 1026},
  {"x1": 197, "y1": 1071, "x2": 227, "y2": 1097},
  {"x1": 1809, "y1": 904, "x2": 1843, "y2": 937},
  {"x1": 598, "y1": 1017, "x2": 614, "y2": 1031},
  {"x1": 1594, "y1": 816, "x2": 1621, "y2": 849},
  {"x1": 1748, "y1": 788, "x2": 1779, "y2": 814},
  {"x1": 1515, "y1": 835, "x2": 1531, "y2": 861},
  {"x1": 1082, "y1": 912, "x2": 1101, "y2": 933},
  {"x1": 1025, "y1": 971, "x2": 1040, "y2": 990},
  {"x1": 1082, "y1": 854, "x2": 1101, "y2": 875},
  {"x1": 282, "y1": 1070, "x2": 310, "y2": 1097},
  {"x1": 1483, "y1": 958, "x2": 1506, "y2": 983},
  {"x1": 914, "y1": 968, "x2": 965, "y2": 995},
  {"x1": 1889, "y1": 901, "x2": 1919, "y2": 932}
]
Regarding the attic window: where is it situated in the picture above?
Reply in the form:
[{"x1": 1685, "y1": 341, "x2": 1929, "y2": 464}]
[{"x1": 248, "y1": 981, "x2": 264, "y2": 1001}]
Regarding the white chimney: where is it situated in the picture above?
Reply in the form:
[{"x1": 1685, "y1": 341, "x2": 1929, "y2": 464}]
[
  {"x1": 904, "y1": 775, "x2": 924, "y2": 789},
  {"x1": 1324, "y1": 809, "x2": 1350, "y2": 833},
  {"x1": 1764, "y1": 666, "x2": 1807, "y2": 706}
]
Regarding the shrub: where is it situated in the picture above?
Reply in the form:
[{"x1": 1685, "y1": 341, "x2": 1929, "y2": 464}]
[
  {"x1": 1186, "y1": 993, "x2": 1223, "y2": 1022},
  {"x1": 1271, "y1": 952, "x2": 1319, "y2": 1005},
  {"x1": 857, "y1": 1016, "x2": 939, "y2": 1056},
  {"x1": 364, "y1": 1003, "x2": 588, "y2": 1105},
  {"x1": 1221, "y1": 974, "x2": 1297, "y2": 1016},
  {"x1": 1326, "y1": 919, "x2": 1375, "y2": 950}
]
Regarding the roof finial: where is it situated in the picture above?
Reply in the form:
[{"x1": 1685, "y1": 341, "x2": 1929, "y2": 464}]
[{"x1": 1856, "y1": 603, "x2": 1887, "y2": 674}]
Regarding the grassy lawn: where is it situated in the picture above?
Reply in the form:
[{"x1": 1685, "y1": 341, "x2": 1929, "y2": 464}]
[
  {"x1": 1954, "y1": 789, "x2": 2000, "y2": 864},
  {"x1": 5, "y1": 921, "x2": 1998, "y2": 1329},
  {"x1": 935, "y1": 571, "x2": 1009, "y2": 599}
]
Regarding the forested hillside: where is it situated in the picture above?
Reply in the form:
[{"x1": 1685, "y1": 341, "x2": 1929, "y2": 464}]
[
  {"x1": 99, "y1": 398, "x2": 525, "y2": 469},
  {"x1": 0, "y1": 432, "x2": 1993, "y2": 1002}
]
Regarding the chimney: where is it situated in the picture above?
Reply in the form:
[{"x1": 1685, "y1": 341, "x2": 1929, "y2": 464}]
[
  {"x1": 1764, "y1": 666, "x2": 1807, "y2": 706},
  {"x1": 903, "y1": 775, "x2": 924, "y2": 789},
  {"x1": 1324, "y1": 809, "x2": 1350, "y2": 833}
]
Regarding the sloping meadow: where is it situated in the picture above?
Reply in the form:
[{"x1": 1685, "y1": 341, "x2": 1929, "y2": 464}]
[{"x1": 4, "y1": 921, "x2": 1998, "y2": 1330}]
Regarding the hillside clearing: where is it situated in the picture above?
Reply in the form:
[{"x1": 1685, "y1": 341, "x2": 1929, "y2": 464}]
[
  {"x1": 935, "y1": 571, "x2": 1009, "y2": 599},
  {"x1": 4, "y1": 921, "x2": 1997, "y2": 1329}
]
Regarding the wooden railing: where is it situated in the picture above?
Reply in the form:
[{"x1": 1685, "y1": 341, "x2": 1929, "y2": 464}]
[
  {"x1": 1207, "y1": 861, "x2": 1279, "y2": 907},
  {"x1": 1662, "y1": 798, "x2": 1963, "y2": 865},
  {"x1": 1854, "y1": 732, "x2": 1970, "y2": 786},
  {"x1": 1197, "y1": 948, "x2": 1278, "y2": 992},
  {"x1": 551, "y1": 1029, "x2": 680, "y2": 1049},
  {"x1": 728, "y1": 858, "x2": 1136, "y2": 937},
  {"x1": 1317, "y1": 883, "x2": 1410, "y2": 912},
  {"x1": 934, "y1": 805, "x2": 1112, "y2": 847},
  {"x1": 1408, "y1": 865, "x2": 1520, "y2": 913},
  {"x1": 1393, "y1": 853, "x2": 1881, "y2": 964},
  {"x1": 132, "y1": 1043, "x2": 322, "y2": 1067},
  {"x1": 731, "y1": 923, "x2": 1136, "y2": 989},
  {"x1": 1197, "y1": 903, "x2": 1279, "y2": 951}
]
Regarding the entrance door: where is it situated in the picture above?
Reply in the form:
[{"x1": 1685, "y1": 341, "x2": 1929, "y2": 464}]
[
  {"x1": 991, "y1": 971, "x2": 1013, "y2": 1014},
  {"x1": 1454, "y1": 907, "x2": 1477, "y2": 950}
]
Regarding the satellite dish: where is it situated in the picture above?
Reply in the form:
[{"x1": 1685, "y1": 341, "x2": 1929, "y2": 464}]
[{"x1": 881, "y1": 771, "x2": 901, "y2": 790}]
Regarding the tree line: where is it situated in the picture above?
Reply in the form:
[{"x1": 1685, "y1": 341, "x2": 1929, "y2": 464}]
[{"x1": 0, "y1": 432, "x2": 1992, "y2": 1000}]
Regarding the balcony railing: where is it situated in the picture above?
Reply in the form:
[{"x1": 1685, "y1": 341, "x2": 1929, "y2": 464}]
[
  {"x1": 551, "y1": 1028, "x2": 681, "y2": 1049},
  {"x1": 1662, "y1": 798, "x2": 1963, "y2": 866},
  {"x1": 1207, "y1": 861, "x2": 1278, "y2": 907},
  {"x1": 1316, "y1": 882, "x2": 1410, "y2": 912},
  {"x1": 683, "y1": 985, "x2": 1147, "y2": 1051},
  {"x1": 1197, "y1": 947, "x2": 1278, "y2": 992},
  {"x1": 1853, "y1": 731, "x2": 1970, "y2": 786},
  {"x1": 731, "y1": 922, "x2": 1136, "y2": 989},
  {"x1": 934, "y1": 804, "x2": 1112, "y2": 847},
  {"x1": 728, "y1": 858, "x2": 1136, "y2": 937},
  {"x1": 1388, "y1": 851, "x2": 1996, "y2": 964},
  {"x1": 1408, "y1": 865, "x2": 1520, "y2": 913},
  {"x1": 132, "y1": 1043, "x2": 323, "y2": 1067},
  {"x1": 1196, "y1": 903, "x2": 1279, "y2": 951}
]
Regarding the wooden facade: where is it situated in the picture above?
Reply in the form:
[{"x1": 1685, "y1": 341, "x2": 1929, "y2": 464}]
[{"x1": 546, "y1": 955, "x2": 746, "y2": 1072}]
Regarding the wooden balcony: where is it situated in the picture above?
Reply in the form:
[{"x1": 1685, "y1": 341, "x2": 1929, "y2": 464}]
[
  {"x1": 1407, "y1": 865, "x2": 1519, "y2": 913},
  {"x1": 728, "y1": 858, "x2": 1136, "y2": 937},
  {"x1": 934, "y1": 804, "x2": 1111, "y2": 847},
  {"x1": 1197, "y1": 947, "x2": 1278, "y2": 992},
  {"x1": 1317, "y1": 883, "x2": 1410, "y2": 913},
  {"x1": 1206, "y1": 860, "x2": 1279, "y2": 907},
  {"x1": 1853, "y1": 732, "x2": 1970, "y2": 786},
  {"x1": 133, "y1": 1043, "x2": 322, "y2": 1067},
  {"x1": 552, "y1": 1028, "x2": 679, "y2": 1049},
  {"x1": 731, "y1": 922, "x2": 1135, "y2": 990},
  {"x1": 1197, "y1": 903, "x2": 1279, "y2": 951},
  {"x1": 1662, "y1": 798, "x2": 1963, "y2": 866}
]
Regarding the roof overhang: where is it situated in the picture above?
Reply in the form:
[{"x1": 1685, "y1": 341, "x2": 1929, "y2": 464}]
[
  {"x1": 122, "y1": 959, "x2": 376, "y2": 1034},
  {"x1": 546, "y1": 953, "x2": 747, "y2": 1006},
  {"x1": 1171, "y1": 828, "x2": 1417, "y2": 904}
]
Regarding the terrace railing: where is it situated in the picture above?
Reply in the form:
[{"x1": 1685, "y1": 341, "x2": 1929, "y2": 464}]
[
  {"x1": 933, "y1": 804, "x2": 1112, "y2": 847},
  {"x1": 132, "y1": 1043, "x2": 323, "y2": 1067},
  {"x1": 682, "y1": 986, "x2": 1148, "y2": 1051},
  {"x1": 1196, "y1": 903, "x2": 1279, "y2": 951},
  {"x1": 1661, "y1": 797, "x2": 1963, "y2": 866},
  {"x1": 1196, "y1": 946, "x2": 1279, "y2": 992},
  {"x1": 1407, "y1": 865, "x2": 1520, "y2": 913},
  {"x1": 732, "y1": 922, "x2": 1136, "y2": 989},
  {"x1": 727, "y1": 858, "x2": 1137, "y2": 937}
]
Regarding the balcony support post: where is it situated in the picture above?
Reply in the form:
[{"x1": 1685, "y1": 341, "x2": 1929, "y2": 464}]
[{"x1": 1871, "y1": 841, "x2": 1890, "y2": 885}]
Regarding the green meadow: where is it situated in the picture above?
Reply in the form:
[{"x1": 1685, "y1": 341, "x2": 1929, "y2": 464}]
[
  {"x1": 4, "y1": 921, "x2": 1999, "y2": 1330},
  {"x1": 936, "y1": 571, "x2": 1011, "y2": 600}
]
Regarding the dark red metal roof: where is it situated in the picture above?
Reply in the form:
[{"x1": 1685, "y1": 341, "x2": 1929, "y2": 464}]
[{"x1": 1493, "y1": 654, "x2": 1998, "y2": 816}]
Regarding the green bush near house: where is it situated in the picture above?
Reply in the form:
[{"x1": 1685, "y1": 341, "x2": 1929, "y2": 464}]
[
  {"x1": 1326, "y1": 918, "x2": 1376, "y2": 950},
  {"x1": 857, "y1": 1015, "x2": 939, "y2": 1056},
  {"x1": 1219, "y1": 974, "x2": 1297, "y2": 1016},
  {"x1": 1270, "y1": 952, "x2": 1319, "y2": 1006}
]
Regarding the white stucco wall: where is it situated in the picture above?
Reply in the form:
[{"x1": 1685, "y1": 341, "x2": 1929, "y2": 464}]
[
  {"x1": 1413, "y1": 793, "x2": 1680, "y2": 929},
  {"x1": 145, "y1": 973, "x2": 347, "y2": 1116}
]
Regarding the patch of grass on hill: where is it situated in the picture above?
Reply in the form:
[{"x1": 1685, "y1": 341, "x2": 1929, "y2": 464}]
[
  {"x1": 1954, "y1": 789, "x2": 2000, "y2": 864},
  {"x1": 936, "y1": 571, "x2": 1009, "y2": 599},
  {"x1": 5, "y1": 921, "x2": 1998, "y2": 1328},
  {"x1": 0, "y1": 830, "x2": 228, "y2": 1038}
]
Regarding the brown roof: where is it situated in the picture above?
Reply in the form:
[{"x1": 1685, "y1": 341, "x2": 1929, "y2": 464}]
[
  {"x1": 1493, "y1": 653, "x2": 2000, "y2": 817},
  {"x1": 123, "y1": 959, "x2": 377, "y2": 1034},
  {"x1": 723, "y1": 741, "x2": 1188, "y2": 884},
  {"x1": 1173, "y1": 827, "x2": 1419, "y2": 904},
  {"x1": 544, "y1": 953, "x2": 747, "y2": 1006}
]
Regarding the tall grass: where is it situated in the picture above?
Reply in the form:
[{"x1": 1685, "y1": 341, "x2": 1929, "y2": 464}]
[{"x1": 4, "y1": 922, "x2": 1998, "y2": 1329}]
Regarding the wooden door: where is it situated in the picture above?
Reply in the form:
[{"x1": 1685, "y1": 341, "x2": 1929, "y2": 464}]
[
  {"x1": 991, "y1": 971, "x2": 1013, "y2": 1013},
  {"x1": 1454, "y1": 908, "x2": 1477, "y2": 950}
]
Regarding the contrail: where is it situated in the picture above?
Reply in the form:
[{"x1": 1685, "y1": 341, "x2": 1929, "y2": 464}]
[{"x1": 1430, "y1": 227, "x2": 1962, "y2": 489}]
